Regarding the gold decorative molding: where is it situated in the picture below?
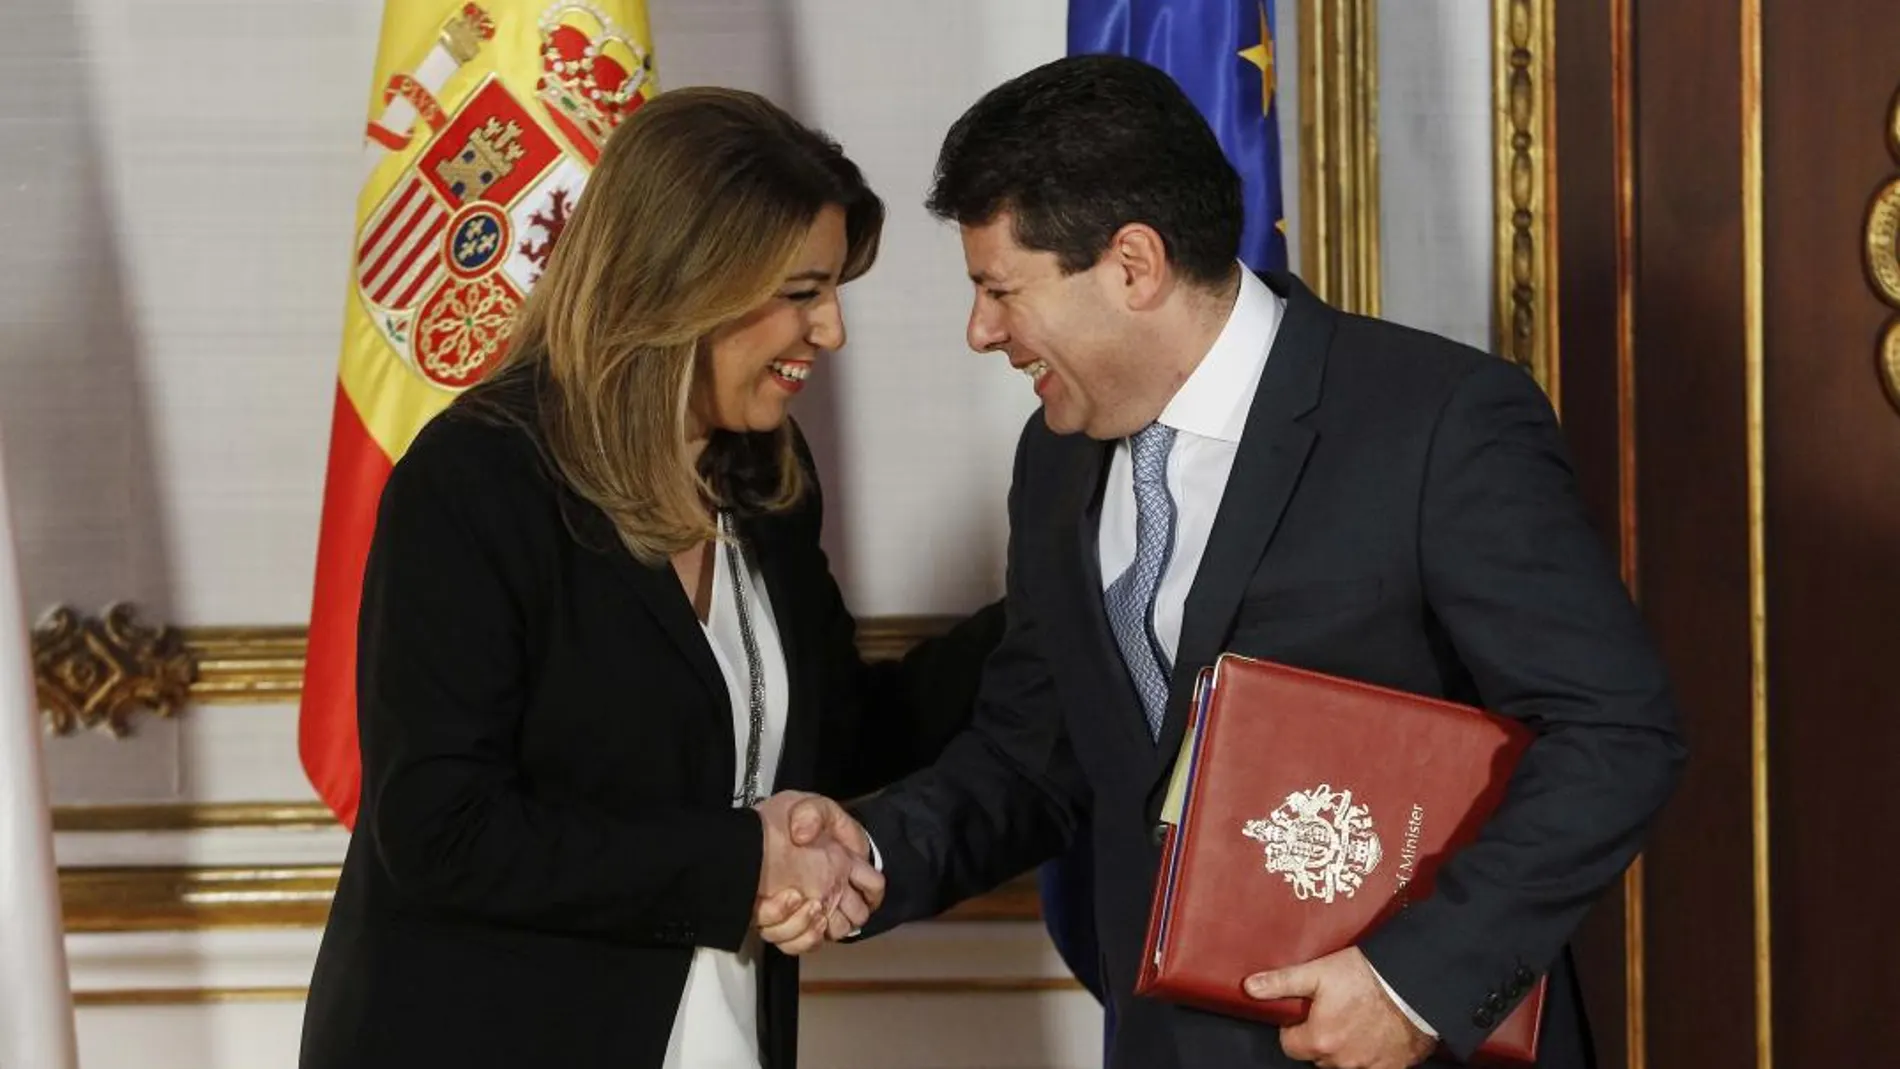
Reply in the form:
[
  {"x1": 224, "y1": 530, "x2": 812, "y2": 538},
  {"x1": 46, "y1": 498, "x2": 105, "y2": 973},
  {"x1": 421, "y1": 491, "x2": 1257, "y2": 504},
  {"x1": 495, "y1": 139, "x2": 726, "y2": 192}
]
[
  {"x1": 70, "y1": 976, "x2": 1084, "y2": 1007},
  {"x1": 32, "y1": 604, "x2": 195, "y2": 736},
  {"x1": 61, "y1": 866, "x2": 341, "y2": 933},
  {"x1": 1599, "y1": 0, "x2": 1646, "y2": 1061},
  {"x1": 1865, "y1": 87, "x2": 1900, "y2": 415},
  {"x1": 1868, "y1": 179, "x2": 1900, "y2": 307},
  {"x1": 52, "y1": 802, "x2": 337, "y2": 833},
  {"x1": 1493, "y1": 0, "x2": 1561, "y2": 401},
  {"x1": 32, "y1": 616, "x2": 964, "y2": 728},
  {"x1": 58, "y1": 863, "x2": 1040, "y2": 933},
  {"x1": 938, "y1": 877, "x2": 1041, "y2": 923},
  {"x1": 1890, "y1": 84, "x2": 1900, "y2": 161},
  {"x1": 1298, "y1": 0, "x2": 1380, "y2": 315},
  {"x1": 72, "y1": 987, "x2": 311, "y2": 1007},
  {"x1": 1742, "y1": 3, "x2": 1773, "y2": 1066},
  {"x1": 850, "y1": 615, "x2": 970, "y2": 664},
  {"x1": 183, "y1": 625, "x2": 308, "y2": 704},
  {"x1": 806, "y1": 977, "x2": 1084, "y2": 996},
  {"x1": 1882, "y1": 321, "x2": 1900, "y2": 413}
]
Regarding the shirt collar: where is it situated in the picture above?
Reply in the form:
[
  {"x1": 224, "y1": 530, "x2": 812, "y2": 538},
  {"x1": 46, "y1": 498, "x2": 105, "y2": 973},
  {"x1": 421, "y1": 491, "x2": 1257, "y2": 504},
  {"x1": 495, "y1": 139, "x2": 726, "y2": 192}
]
[{"x1": 1155, "y1": 267, "x2": 1282, "y2": 444}]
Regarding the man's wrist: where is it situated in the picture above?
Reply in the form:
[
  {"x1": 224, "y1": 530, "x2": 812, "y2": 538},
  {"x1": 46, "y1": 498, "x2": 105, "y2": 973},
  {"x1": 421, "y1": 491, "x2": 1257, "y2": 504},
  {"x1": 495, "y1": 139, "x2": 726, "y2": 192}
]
[{"x1": 1368, "y1": 960, "x2": 1439, "y2": 1039}]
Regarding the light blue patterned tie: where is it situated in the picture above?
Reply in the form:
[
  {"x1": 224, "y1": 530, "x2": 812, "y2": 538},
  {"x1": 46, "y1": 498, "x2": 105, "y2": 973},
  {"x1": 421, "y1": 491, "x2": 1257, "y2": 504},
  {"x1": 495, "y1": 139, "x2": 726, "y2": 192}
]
[{"x1": 1104, "y1": 423, "x2": 1179, "y2": 741}]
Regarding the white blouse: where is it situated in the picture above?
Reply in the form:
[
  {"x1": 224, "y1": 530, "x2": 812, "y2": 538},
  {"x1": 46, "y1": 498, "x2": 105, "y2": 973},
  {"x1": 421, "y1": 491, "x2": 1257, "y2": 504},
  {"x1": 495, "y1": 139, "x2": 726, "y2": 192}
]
[{"x1": 661, "y1": 529, "x2": 790, "y2": 1069}]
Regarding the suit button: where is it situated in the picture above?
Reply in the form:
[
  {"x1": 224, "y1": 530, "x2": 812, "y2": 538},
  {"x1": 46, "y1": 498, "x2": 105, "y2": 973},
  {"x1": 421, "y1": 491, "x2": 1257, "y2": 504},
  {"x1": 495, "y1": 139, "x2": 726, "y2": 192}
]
[
  {"x1": 1483, "y1": 993, "x2": 1506, "y2": 1012},
  {"x1": 1514, "y1": 965, "x2": 1535, "y2": 987},
  {"x1": 1473, "y1": 1008, "x2": 1497, "y2": 1030}
]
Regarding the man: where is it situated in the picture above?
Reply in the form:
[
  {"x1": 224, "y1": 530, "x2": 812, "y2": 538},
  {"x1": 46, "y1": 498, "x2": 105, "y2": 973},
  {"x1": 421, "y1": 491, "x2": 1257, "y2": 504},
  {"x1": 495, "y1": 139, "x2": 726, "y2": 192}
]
[{"x1": 766, "y1": 54, "x2": 1684, "y2": 1069}]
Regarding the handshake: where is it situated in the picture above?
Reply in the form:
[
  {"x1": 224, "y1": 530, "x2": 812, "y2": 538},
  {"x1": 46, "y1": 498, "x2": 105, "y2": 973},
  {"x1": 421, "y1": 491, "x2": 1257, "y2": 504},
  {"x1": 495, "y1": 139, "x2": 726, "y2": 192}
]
[{"x1": 751, "y1": 790, "x2": 880, "y2": 956}]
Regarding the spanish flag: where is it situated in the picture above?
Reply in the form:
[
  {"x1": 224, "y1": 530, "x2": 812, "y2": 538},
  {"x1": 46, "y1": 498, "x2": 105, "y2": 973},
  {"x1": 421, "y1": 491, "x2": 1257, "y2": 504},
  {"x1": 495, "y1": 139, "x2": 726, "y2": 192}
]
[{"x1": 302, "y1": 1, "x2": 657, "y2": 827}]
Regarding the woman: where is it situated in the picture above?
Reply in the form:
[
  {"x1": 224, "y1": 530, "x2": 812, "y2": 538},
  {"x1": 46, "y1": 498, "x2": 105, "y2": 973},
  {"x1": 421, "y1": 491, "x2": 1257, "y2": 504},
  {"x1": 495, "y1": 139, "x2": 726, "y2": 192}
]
[{"x1": 299, "y1": 88, "x2": 1000, "y2": 1069}]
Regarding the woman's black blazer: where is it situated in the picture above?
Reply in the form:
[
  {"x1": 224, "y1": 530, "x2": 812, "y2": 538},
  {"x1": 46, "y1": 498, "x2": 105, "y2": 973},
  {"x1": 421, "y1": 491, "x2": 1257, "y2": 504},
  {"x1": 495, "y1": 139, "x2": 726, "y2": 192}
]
[{"x1": 299, "y1": 391, "x2": 1003, "y2": 1069}]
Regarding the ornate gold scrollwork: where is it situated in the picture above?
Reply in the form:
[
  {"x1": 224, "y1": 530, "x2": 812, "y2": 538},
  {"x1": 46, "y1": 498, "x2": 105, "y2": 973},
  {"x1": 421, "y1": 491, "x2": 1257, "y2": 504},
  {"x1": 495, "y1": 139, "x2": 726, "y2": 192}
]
[
  {"x1": 31, "y1": 604, "x2": 195, "y2": 736},
  {"x1": 1890, "y1": 85, "x2": 1900, "y2": 166},
  {"x1": 1865, "y1": 177, "x2": 1900, "y2": 307},
  {"x1": 1883, "y1": 320, "x2": 1900, "y2": 414},
  {"x1": 1493, "y1": 0, "x2": 1559, "y2": 401},
  {"x1": 1866, "y1": 88, "x2": 1900, "y2": 415}
]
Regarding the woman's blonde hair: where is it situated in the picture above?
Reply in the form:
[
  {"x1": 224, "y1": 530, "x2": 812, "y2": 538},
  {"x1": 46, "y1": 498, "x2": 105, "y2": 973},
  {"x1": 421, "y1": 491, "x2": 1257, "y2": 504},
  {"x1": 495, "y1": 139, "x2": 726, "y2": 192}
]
[{"x1": 461, "y1": 87, "x2": 883, "y2": 563}]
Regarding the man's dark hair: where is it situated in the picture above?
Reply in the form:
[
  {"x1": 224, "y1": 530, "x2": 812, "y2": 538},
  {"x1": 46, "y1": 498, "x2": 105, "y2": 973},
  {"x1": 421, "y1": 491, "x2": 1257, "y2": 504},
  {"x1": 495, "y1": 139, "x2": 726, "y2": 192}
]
[{"x1": 926, "y1": 54, "x2": 1242, "y2": 288}]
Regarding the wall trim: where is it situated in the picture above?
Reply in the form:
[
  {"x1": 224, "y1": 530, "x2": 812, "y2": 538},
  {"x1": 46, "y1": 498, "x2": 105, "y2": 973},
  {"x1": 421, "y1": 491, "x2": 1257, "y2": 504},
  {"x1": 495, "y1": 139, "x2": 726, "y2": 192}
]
[
  {"x1": 71, "y1": 977, "x2": 1084, "y2": 1007},
  {"x1": 1601, "y1": 0, "x2": 1646, "y2": 1062},
  {"x1": 53, "y1": 803, "x2": 338, "y2": 834},
  {"x1": 59, "y1": 864, "x2": 1041, "y2": 934},
  {"x1": 72, "y1": 987, "x2": 310, "y2": 1007},
  {"x1": 33, "y1": 614, "x2": 965, "y2": 731},
  {"x1": 1299, "y1": 0, "x2": 1381, "y2": 315},
  {"x1": 1866, "y1": 86, "x2": 1900, "y2": 413},
  {"x1": 61, "y1": 866, "x2": 340, "y2": 933},
  {"x1": 1740, "y1": 2, "x2": 1773, "y2": 1065},
  {"x1": 1494, "y1": 0, "x2": 1562, "y2": 399}
]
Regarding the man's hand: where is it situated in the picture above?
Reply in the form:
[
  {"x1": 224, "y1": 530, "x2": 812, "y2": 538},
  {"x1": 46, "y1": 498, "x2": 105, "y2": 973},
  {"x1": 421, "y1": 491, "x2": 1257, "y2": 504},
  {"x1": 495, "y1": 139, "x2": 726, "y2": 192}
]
[
  {"x1": 1243, "y1": 947, "x2": 1436, "y2": 1069},
  {"x1": 786, "y1": 793, "x2": 870, "y2": 859},
  {"x1": 786, "y1": 794, "x2": 883, "y2": 938},
  {"x1": 752, "y1": 791, "x2": 882, "y2": 954}
]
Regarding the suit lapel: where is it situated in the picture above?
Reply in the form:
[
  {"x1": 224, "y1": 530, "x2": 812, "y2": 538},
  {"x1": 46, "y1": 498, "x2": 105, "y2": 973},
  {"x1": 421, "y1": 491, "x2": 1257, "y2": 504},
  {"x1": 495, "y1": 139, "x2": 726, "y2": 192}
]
[
  {"x1": 578, "y1": 504, "x2": 730, "y2": 715},
  {"x1": 1045, "y1": 432, "x2": 1157, "y2": 753},
  {"x1": 1147, "y1": 273, "x2": 1335, "y2": 797},
  {"x1": 590, "y1": 504, "x2": 807, "y2": 796}
]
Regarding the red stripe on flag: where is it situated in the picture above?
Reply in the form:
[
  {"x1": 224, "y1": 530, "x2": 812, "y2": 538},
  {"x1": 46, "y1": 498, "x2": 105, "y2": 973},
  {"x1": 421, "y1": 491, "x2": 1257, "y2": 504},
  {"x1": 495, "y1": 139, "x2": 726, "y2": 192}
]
[
  {"x1": 299, "y1": 384, "x2": 394, "y2": 829},
  {"x1": 360, "y1": 179, "x2": 424, "y2": 265},
  {"x1": 390, "y1": 265, "x2": 446, "y2": 318},
  {"x1": 364, "y1": 197, "x2": 439, "y2": 298},
  {"x1": 384, "y1": 216, "x2": 450, "y2": 309},
  {"x1": 364, "y1": 195, "x2": 435, "y2": 285}
]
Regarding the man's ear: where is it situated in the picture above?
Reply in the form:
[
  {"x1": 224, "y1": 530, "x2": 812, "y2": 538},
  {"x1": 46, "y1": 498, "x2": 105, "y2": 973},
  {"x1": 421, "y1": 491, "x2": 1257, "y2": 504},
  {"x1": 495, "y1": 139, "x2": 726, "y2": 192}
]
[{"x1": 1105, "y1": 222, "x2": 1171, "y2": 310}]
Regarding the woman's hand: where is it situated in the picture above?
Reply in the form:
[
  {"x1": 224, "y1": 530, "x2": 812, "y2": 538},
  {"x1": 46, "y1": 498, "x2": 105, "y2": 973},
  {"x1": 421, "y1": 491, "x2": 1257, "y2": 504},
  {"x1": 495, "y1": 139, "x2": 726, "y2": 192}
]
[{"x1": 753, "y1": 791, "x2": 883, "y2": 954}]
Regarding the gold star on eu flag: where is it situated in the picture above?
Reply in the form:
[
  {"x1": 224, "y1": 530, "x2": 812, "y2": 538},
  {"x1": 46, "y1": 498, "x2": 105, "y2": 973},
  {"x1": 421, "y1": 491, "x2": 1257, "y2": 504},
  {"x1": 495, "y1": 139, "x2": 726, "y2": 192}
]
[{"x1": 1238, "y1": 1, "x2": 1274, "y2": 117}]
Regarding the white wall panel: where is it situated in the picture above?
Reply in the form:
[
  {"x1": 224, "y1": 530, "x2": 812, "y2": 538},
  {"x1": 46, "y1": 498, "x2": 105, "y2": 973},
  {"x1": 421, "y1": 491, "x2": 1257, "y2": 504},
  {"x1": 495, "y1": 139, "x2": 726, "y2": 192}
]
[{"x1": 1377, "y1": 0, "x2": 1493, "y2": 350}]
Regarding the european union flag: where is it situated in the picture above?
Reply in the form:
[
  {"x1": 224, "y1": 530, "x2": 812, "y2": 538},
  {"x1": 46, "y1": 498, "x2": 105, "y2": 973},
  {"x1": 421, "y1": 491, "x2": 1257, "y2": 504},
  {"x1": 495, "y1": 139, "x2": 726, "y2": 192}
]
[
  {"x1": 1037, "y1": 1, "x2": 1291, "y2": 1053},
  {"x1": 1069, "y1": 0, "x2": 1290, "y2": 273}
]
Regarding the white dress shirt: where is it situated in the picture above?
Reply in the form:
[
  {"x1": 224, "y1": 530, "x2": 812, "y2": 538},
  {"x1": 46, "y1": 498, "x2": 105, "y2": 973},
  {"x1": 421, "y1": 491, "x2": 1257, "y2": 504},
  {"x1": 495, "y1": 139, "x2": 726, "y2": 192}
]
[
  {"x1": 1098, "y1": 269, "x2": 1279, "y2": 656},
  {"x1": 1099, "y1": 266, "x2": 1438, "y2": 1039},
  {"x1": 662, "y1": 533, "x2": 790, "y2": 1069}
]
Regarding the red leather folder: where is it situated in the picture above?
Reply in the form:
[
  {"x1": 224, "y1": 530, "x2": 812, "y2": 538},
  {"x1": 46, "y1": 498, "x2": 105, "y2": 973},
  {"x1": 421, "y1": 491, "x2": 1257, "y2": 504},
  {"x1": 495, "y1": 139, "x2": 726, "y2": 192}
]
[{"x1": 1136, "y1": 654, "x2": 1545, "y2": 1068}]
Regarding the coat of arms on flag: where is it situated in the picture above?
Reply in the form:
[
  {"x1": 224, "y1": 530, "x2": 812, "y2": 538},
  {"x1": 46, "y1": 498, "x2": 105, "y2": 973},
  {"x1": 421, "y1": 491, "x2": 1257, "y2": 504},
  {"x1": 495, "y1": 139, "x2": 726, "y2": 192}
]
[
  {"x1": 303, "y1": 0, "x2": 656, "y2": 828},
  {"x1": 353, "y1": 6, "x2": 645, "y2": 391}
]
